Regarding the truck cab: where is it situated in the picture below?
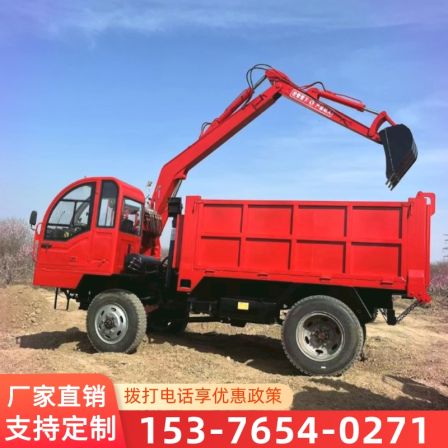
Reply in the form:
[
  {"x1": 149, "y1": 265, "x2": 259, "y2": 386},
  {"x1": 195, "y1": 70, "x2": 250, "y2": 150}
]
[{"x1": 32, "y1": 177, "x2": 145, "y2": 290}]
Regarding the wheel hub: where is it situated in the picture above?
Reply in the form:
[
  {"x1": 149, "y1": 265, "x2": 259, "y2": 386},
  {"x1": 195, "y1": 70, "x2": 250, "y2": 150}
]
[
  {"x1": 95, "y1": 304, "x2": 128, "y2": 344},
  {"x1": 314, "y1": 329, "x2": 329, "y2": 342},
  {"x1": 104, "y1": 315, "x2": 116, "y2": 329},
  {"x1": 296, "y1": 312, "x2": 344, "y2": 362}
]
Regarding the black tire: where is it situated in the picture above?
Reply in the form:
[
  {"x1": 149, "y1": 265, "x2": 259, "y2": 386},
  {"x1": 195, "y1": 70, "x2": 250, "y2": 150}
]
[
  {"x1": 147, "y1": 309, "x2": 188, "y2": 335},
  {"x1": 282, "y1": 295, "x2": 364, "y2": 376},
  {"x1": 86, "y1": 289, "x2": 146, "y2": 353}
]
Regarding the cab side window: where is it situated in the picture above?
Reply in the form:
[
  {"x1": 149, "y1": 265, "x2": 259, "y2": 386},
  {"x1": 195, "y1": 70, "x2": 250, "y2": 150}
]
[
  {"x1": 120, "y1": 198, "x2": 143, "y2": 236},
  {"x1": 45, "y1": 184, "x2": 94, "y2": 241},
  {"x1": 97, "y1": 181, "x2": 118, "y2": 228}
]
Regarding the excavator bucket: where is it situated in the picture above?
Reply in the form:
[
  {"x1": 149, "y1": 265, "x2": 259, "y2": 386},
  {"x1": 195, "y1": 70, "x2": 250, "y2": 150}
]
[{"x1": 379, "y1": 124, "x2": 417, "y2": 189}]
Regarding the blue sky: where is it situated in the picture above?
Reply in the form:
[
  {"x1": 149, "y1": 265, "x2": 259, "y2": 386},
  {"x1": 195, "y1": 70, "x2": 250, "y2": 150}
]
[{"x1": 1, "y1": 0, "x2": 447, "y2": 259}]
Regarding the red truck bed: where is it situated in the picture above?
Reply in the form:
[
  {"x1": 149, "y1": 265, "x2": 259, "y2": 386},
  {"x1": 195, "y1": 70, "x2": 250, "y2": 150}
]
[{"x1": 174, "y1": 192, "x2": 435, "y2": 302}]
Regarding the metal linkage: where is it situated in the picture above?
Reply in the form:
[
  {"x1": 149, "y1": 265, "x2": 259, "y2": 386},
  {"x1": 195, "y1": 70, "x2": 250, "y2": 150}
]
[
  {"x1": 396, "y1": 299, "x2": 421, "y2": 324},
  {"x1": 53, "y1": 287, "x2": 59, "y2": 310},
  {"x1": 54, "y1": 288, "x2": 75, "y2": 311},
  {"x1": 380, "y1": 299, "x2": 421, "y2": 325}
]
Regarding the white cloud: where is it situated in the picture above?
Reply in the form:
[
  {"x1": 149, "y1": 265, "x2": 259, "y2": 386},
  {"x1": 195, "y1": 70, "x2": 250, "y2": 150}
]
[{"x1": 2, "y1": 0, "x2": 447, "y2": 38}]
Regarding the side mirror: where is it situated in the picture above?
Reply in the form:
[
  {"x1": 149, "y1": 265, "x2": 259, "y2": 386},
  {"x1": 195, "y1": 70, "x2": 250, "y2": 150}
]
[{"x1": 29, "y1": 210, "x2": 37, "y2": 229}]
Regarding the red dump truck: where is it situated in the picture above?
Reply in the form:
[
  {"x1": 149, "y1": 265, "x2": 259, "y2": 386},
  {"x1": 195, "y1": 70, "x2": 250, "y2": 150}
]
[{"x1": 30, "y1": 65, "x2": 432, "y2": 375}]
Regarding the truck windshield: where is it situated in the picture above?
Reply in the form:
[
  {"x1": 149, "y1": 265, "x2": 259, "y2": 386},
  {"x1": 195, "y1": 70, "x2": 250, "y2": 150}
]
[{"x1": 45, "y1": 183, "x2": 94, "y2": 240}]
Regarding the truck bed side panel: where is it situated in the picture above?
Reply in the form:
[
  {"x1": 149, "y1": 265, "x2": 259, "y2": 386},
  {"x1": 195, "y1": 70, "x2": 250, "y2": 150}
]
[{"x1": 176, "y1": 194, "x2": 434, "y2": 301}]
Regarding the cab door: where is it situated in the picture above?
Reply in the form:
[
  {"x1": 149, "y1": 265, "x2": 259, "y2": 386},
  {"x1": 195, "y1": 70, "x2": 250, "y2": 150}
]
[
  {"x1": 89, "y1": 180, "x2": 119, "y2": 274},
  {"x1": 89, "y1": 183, "x2": 143, "y2": 275},
  {"x1": 114, "y1": 197, "x2": 143, "y2": 272},
  {"x1": 34, "y1": 182, "x2": 96, "y2": 288}
]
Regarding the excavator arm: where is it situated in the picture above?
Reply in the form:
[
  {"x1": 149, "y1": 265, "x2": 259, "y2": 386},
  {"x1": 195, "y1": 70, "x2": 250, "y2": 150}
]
[
  {"x1": 266, "y1": 68, "x2": 393, "y2": 142},
  {"x1": 265, "y1": 67, "x2": 417, "y2": 189},
  {"x1": 147, "y1": 65, "x2": 417, "y2": 254}
]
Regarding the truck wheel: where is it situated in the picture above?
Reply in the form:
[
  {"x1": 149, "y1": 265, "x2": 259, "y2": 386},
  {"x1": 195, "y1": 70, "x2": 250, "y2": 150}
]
[
  {"x1": 282, "y1": 295, "x2": 364, "y2": 376},
  {"x1": 86, "y1": 289, "x2": 146, "y2": 353},
  {"x1": 147, "y1": 310, "x2": 188, "y2": 334}
]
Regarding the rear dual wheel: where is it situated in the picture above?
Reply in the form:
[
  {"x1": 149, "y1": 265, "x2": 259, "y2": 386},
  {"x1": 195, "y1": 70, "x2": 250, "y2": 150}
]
[{"x1": 282, "y1": 295, "x2": 364, "y2": 376}]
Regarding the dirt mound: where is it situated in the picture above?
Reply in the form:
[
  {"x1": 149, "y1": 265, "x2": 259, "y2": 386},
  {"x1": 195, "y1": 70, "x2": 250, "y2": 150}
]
[{"x1": 1, "y1": 285, "x2": 447, "y2": 410}]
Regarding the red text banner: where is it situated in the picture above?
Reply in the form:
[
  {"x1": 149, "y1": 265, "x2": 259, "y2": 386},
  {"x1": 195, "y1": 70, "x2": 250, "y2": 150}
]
[
  {"x1": 120, "y1": 410, "x2": 445, "y2": 448},
  {"x1": 0, "y1": 374, "x2": 125, "y2": 447}
]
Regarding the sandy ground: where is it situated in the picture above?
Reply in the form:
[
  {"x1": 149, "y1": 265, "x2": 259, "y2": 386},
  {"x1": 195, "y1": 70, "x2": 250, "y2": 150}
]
[{"x1": 1, "y1": 285, "x2": 447, "y2": 410}]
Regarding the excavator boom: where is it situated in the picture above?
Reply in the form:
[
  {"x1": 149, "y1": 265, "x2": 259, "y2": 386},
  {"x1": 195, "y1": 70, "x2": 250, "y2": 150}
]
[{"x1": 148, "y1": 65, "x2": 418, "y2": 251}]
